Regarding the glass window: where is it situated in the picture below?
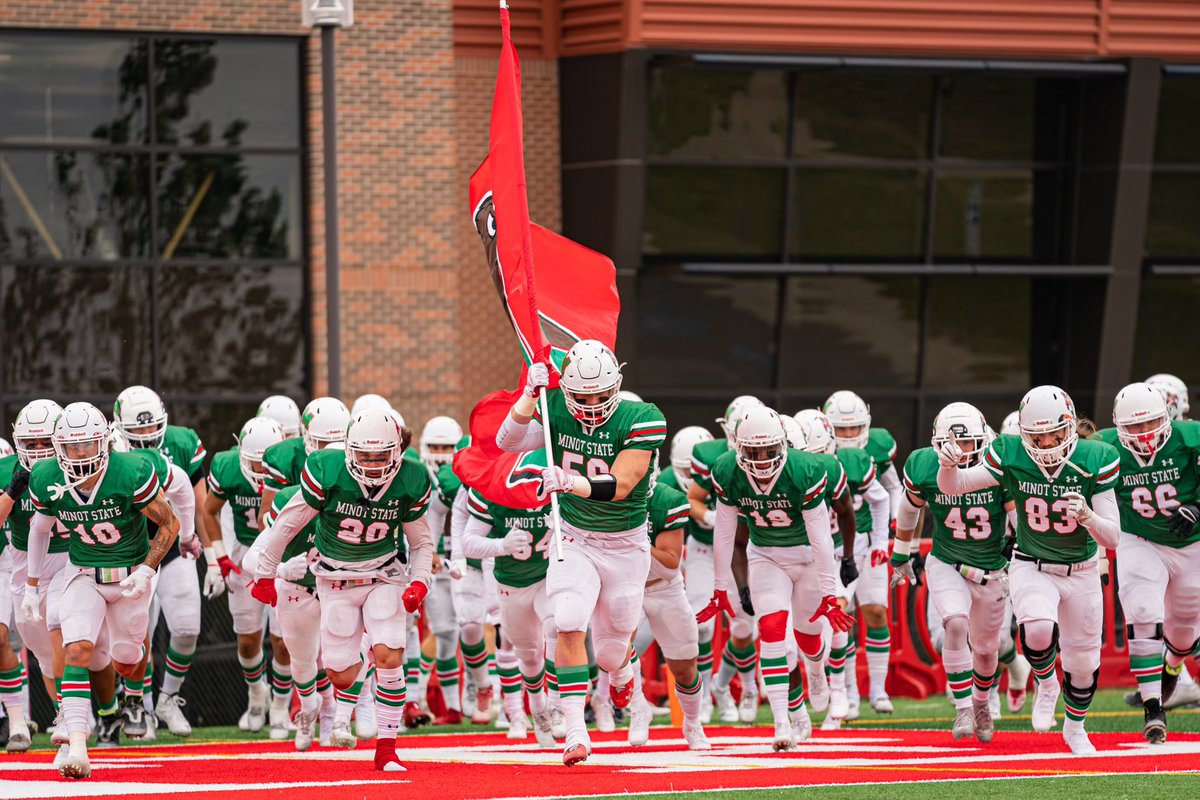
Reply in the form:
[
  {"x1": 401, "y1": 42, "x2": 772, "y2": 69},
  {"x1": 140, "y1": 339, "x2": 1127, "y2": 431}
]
[
  {"x1": 164, "y1": 400, "x2": 261, "y2": 466},
  {"x1": 1133, "y1": 277, "x2": 1200, "y2": 388},
  {"x1": 157, "y1": 264, "x2": 305, "y2": 397},
  {"x1": 1, "y1": 265, "x2": 151, "y2": 395},
  {"x1": 789, "y1": 169, "x2": 926, "y2": 260},
  {"x1": 922, "y1": 277, "x2": 1030, "y2": 388},
  {"x1": 793, "y1": 72, "x2": 932, "y2": 160},
  {"x1": 635, "y1": 271, "x2": 778, "y2": 390},
  {"x1": 156, "y1": 153, "x2": 302, "y2": 260},
  {"x1": 0, "y1": 150, "x2": 150, "y2": 261},
  {"x1": 1154, "y1": 77, "x2": 1200, "y2": 164},
  {"x1": 644, "y1": 166, "x2": 785, "y2": 260},
  {"x1": 648, "y1": 68, "x2": 788, "y2": 159},
  {"x1": 933, "y1": 171, "x2": 1033, "y2": 260},
  {"x1": 779, "y1": 276, "x2": 920, "y2": 388},
  {"x1": 0, "y1": 35, "x2": 147, "y2": 145},
  {"x1": 154, "y1": 38, "x2": 301, "y2": 148},
  {"x1": 938, "y1": 75, "x2": 1034, "y2": 162},
  {"x1": 1146, "y1": 173, "x2": 1200, "y2": 260}
]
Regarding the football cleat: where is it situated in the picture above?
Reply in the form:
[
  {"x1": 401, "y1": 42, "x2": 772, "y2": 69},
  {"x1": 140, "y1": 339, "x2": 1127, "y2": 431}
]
[
  {"x1": 772, "y1": 718, "x2": 795, "y2": 752},
  {"x1": 869, "y1": 694, "x2": 894, "y2": 715},
  {"x1": 373, "y1": 739, "x2": 406, "y2": 772},
  {"x1": 471, "y1": 687, "x2": 494, "y2": 724},
  {"x1": 563, "y1": 741, "x2": 590, "y2": 767},
  {"x1": 592, "y1": 695, "x2": 616, "y2": 732},
  {"x1": 52, "y1": 743, "x2": 70, "y2": 771},
  {"x1": 294, "y1": 708, "x2": 318, "y2": 752},
  {"x1": 627, "y1": 701, "x2": 652, "y2": 747},
  {"x1": 1166, "y1": 675, "x2": 1200, "y2": 709},
  {"x1": 318, "y1": 704, "x2": 336, "y2": 747},
  {"x1": 356, "y1": 697, "x2": 378, "y2": 739},
  {"x1": 828, "y1": 679, "x2": 849, "y2": 720},
  {"x1": 610, "y1": 678, "x2": 635, "y2": 710},
  {"x1": 951, "y1": 707, "x2": 975, "y2": 740},
  {"x1": 1031, "y1": 679, "x2": 1060, "y2": 733},
  {"x1": 121, "y1": 698, "x2": 149, "y2": 739},
  {"x1": 845, "y1": 695, "x2": 860, "y2": 722},
  {"x1": 95, "y1": 713, "x2": 121, "y2": 748},
  {"x1": 1142, "y1": 698, "x2": 1167, "y2": 744},
  {"x1": 329, "y1": 721, "x2": 357, "y2": 748},
  {"x1": 59, "y1": 740, "x2": 91, "y2": 780},
  {"x1": 712, "y1": 685, "x2": 738, "y2": 722},
  {"x1": 155, "y1": 694, "x2": 191, "y2": 737},
  {"x1": 403, "y1": 702, "x2": 431, "y2": 730},
  {"x1": 683, "y1": 721, "x2": 712, "y2": 751},
  {"x1": 505, "y1": 712, "x2": 528, "y2": 740},
  {"x1": 5, "y1": 723, "x2": 30, "y2": 753},
  {"x1": 50, "y1": 708, "x2": 70, "y2": 745},
  {"x1": 245, "y1": 681, "x2": 269, "y2": 733},
  {"x1": 807, "y1": 665, "x2": 830, "y2": 713},
  {"x1": 433, "y1": 709, "x2": 463, "y2": 725},
  {"x1": 269, "y1": 703, "x2": 291, "y2": 741},
  {"x1": 738, "y1": 690, "x2": 759, "y2": 723},
  {"x1": 973, "y1": 699, "x2": 994, "y2": 743},
  {"x1": 1007, "y1": 653, "x2": 1031, "y2": 712},
  {"x1": 791, "y1": 704, "x2": 814, "y2": 740},
  {"x1": 819, "y1": 714, "x2": 841, "y2": 732},
  {"x1": 1064, "y1": 722, "x2": 1096, "y2": 755},
  {"x1": 989, "y1": 686, "x2": 1002, "y2": 720},
  {"x1": 550, "y1": 706, "x2": 568, "y2": 740},
  {"x1": 532, "y1": 709, "x2": 557, "y2": 748}
]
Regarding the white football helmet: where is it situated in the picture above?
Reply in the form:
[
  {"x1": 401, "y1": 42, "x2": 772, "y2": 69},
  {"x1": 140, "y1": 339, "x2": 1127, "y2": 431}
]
[
  {"x1": 793, "y1": 409, "x2": 836, "y2": 455},
  {"x1": 717, "y1": 395, "x2": 762, "y2": 441},
  {"x1": 107, "y1": 423, "x2": 131, "y2": 453},
  {"x1": 734, "y1": 406, "x2": 788, "y2": 481},
  {"x1": 560, "y1": 340, "x2": 623, "y2": 429},
  {"x1": 1018, "y1": 385, "x2": 1078, "y2": 469},
  {"x1": 387, "y1": 408, "x2": 407, "y2": 429},
  {"x1": 0, "y1": 437, "x2": 12, "y2": 459},
  {"x1": 257, "y1": 395, "x2": 301, "y2": 439},
  {"x1": 420, "y1": 416, "x2": 463, "y2": 468},
  {"x1": 823, "y1": 391, "x2": 871, "y2": 450},
  {"x1": 781, "y1": 415, "x2": 806, "y2": 450},
  {"x1": 670, "y1": 426, "x2": 714, "y2": 492},
  {"x1": 238, "y1": 417, "x2": 285, "y2": 490},
  {"x1": 1114, "y1": 382, "x2": 1172, "y2": 457},
  {"x1": 54, "y1": 402, "x2": 110, "y2": 483},
  {"x1": 350, "y1": 393, "x2": 392, "y2": 418},
  {"x1": 1000, "y1": 411, "x2": 1020, "y2": 437},
  {"x1": 12, "y1": 399, "x2": 63, "y2": 470},
  {"x1": 1146, "y1": 374, "x2": 1190, "y2": 421},
  {"x1": 302, "y1": 397, "x2": 351, "y2": 455},
  {"x1": 932, "y1": 402, "x2": 989, "y2": 468},
  {"x1": 346, "y1": 410, "x2": 403, "y2": 488},
  {"x1": 618, "y1": 390, "x2": 643, "y2": 403},
  {"x1": 114, "y1": 385, "x2": 168, "y2": 450}
]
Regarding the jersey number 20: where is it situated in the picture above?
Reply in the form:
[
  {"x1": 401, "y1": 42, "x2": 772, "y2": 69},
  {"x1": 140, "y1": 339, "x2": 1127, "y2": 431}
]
[{"x1": 336, "y1": 518, "x2": 391, "y2": 545}]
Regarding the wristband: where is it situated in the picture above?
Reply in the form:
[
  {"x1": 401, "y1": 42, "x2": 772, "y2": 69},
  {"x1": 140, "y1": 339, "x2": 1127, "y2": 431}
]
[
  {"x1": 210, "y1": 539, "x2": 227, "y2": 560},
  {"x1": 892, "y1": 537, "x2": 915, "y2": 557},
  {"x1": 586, "y1": 474, "x2": 618, "y2": 501},
  {"x1": 514, "y1": 393, "x2": 538, "y2": 418}
]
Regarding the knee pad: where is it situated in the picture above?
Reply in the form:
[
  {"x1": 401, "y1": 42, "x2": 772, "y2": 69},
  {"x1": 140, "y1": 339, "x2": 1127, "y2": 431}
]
[
  {"x1": 1019, "y1": 621, "x2": 1059, "y2": 660},
  {"x1": 793, "y1": 630, "x2": 824, "y2": 659},
  {"x1": 1165, "y1": 633, "x2": 1200, "y2": 659},
  {"x1": 110, "y1": 641, "x2": 142, "y2": 666},
  {"x1": 1126, "y1": 622, "x2": 1163, "y2": 641},
  {"x1": 758, "y1": 610, "x2": 789, "y2": 643},
  {"x1": 943, "y1": 615, "x2": 970, "y2": 649},
  {"x1": 552, "y1": 592, "x2": 588, "y2": 634},
  {"x1": 1064, "y1": 667, "x2": 1099, "y2": 707},
  {"x1": 325, "y1": 602, "x2": 361, "y2": 639},
  {"x1": 594, "y1": 637, "x2": 631, "y2": 674},
  {"x1": 170, "y1": 633, "x2": 199, "y2": 654},
  {"x1": 459, "y1": 621, "x2": 485, "y2": 646}
]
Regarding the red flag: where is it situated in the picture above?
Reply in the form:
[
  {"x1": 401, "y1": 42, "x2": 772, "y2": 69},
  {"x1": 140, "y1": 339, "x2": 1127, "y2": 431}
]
[{"x1": 455, "y1": 2, "x2": 619, "y2": 507}]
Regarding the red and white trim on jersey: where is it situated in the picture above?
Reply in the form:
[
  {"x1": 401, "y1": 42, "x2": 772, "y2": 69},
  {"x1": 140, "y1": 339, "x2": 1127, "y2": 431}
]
[
  {"x1": 625, "y1": 420, "x2": 668, "y2": 446},
  {"x1": 206, "y1": 471, "x2": 223, "y2": 496},
  {"x1": 805, "y1": 474, "x2": 828, "y2": 503},
  {"x1": 831, "y1": 469, "x2": 848, "y2": 500},
  {"x1": 263, "y1": 462, "x2": 289, "y2": 485},
  {"x1": 300, "y1": 464, "x2": 325, "y2": 502},
  {"x1": 664, "y1": 504, "x2": 690, "y2": 531},
  {"x1": 690, "y1": 456, "x2": 711, "y2": 479},
  {"x1": 983, "y1": 447, "x2": 1004, "y2": 478},
  {"x1": 412, "y1": 484, "x2": 432, "y2": 513},
  {"x1": 861, "y1": 463, "x2": 878, "y2": 489},
  {"x1": 1096, "y1": 459, "x2": 1120, "y2": 487},
  {"x1": 190, "y1": 442, "x2": 207, "y2": 467},
  {"x1": 467, "y1": 491, "x2": 492, "y2": 522},
  {"x1": 134, "y1": 470, "x2": 161, "y2": 505}
]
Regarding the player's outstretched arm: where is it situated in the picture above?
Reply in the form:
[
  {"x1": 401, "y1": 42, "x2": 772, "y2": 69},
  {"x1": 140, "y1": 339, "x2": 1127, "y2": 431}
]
[
  {"x1": 936, "y1": 462, "x2": 997, "y2": 495},
  {"x1": 832, "y1": 491, "x2": 857, "y2": 560},
  {"x1": 803, "y1": 503, "x2": 838, "y2": 598},
  {"x1": 141, "y1": 491, "x2": 181, "y2": 570},
  {"x1": 459, "y1": 513, "x2": 510, "y2": 559},
  {"x1": 863, "y1": 479, "x2": 891, "y2": 553},
  {"x1": 402, "y1": 516, "x2": 435, "y2": 587},
  {"x1": 253, "y1": 490, "x2": 318, "y2": 578}
]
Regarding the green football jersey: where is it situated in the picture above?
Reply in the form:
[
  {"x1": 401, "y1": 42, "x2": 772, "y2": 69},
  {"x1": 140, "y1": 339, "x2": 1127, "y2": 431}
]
[
  {"x1": 465, "y1": 488, "x2": 551, "y2": 588},
  {"x1": 0, "y1": 455, "x2": 70, "y2": 553},
  {"x1": 207, "y1": 449, "x2": 264, "y2": 546},
  {"x1": 263, "y1": 437, "x2": 307, "y2": 492},
  {"x1": 711, "y1": 449, "x2": 829, "y2": 548},
  {"x1": 300, "y1": 448, "x2": 432, "y2": 563},
  {"x1": 264, "y1": 485, "x2": 317, "y2": 589},
  {"x1": 837, "y1": 448, "x2": 878, "y2": 536},
  {"x1": 903, "y1": 447, "x2": 1008, "y2": 570},
  {"x1": 1095, "y1": 422, "x2": 1200, "y2": 548},
  {"x1": 160, "y1": 425, "x2": 207, "y2": 484},
  {"x1": 689, "y1": 439, "x2": 730, "y2": 494},
  {"x1": 29, "y1": 452, "x2": 160, "y2": 568},
  {"x1": 866, "y1": 427, "x2": 898, "y2": 475},
  {"x1": 532, "y1": 390, "x2": 666, "y2": 532},
  {"x1": 647, "y1": 482, "x2": 690, "y2": 542},
  {"x1": 982, "y1": 434, "x2": 1120, "y2": 563},
  {"x1": 656, "y1": 467, "x2": 713, "y2": 546}
]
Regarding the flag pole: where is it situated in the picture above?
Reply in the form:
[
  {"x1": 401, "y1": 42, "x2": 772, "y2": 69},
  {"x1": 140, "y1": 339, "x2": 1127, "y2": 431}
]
[{"x1": 539, "y1": 387, "x2": 565, "y2": 562}]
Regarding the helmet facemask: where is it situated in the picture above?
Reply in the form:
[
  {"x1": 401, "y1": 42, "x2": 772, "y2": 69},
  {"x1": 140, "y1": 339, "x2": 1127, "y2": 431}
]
[
  {"x1": 1117, "y1": 414, "x2": 1171, "y2": 457},
  {"x1": 736, "y1": 439, "x2": 786, "y2": 481},
  {"x1": 240, "y1": 453, "x2": 267, "y2": 492},
  {"x1": 563, "y1": 378, "x2": 623, "y2": 430},
  {"x1": 15, "y1": 435, "x2": 55, "y2": 471},
  {"x1": 347, "y1": 442, "x2": 401, "y2": 487},
  {"x1": 56, "y1": 436, "x2": 108, "y2": 484},
  {"x1": 1020, "y1": 421, "x2": 1077, "y2": 470}
]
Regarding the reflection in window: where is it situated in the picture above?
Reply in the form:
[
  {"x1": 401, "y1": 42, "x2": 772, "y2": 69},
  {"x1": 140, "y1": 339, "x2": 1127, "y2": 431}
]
[
  {"x1": 0, "y1": 150, "x2": 149, "y2": 261},
  {"x1": 793, "y1": 73, "x2": 932, "y2": 160},
  {"x1": 923, "y1": 277, "x2": 1029, "y2": 388},
  {"x1": 1, "y1": 265, "x2": 151, "y2": 395},
  {"x1": 644, "y1": 166, "x2": 784, "y2": 260},
  {"x1": 780, "y1": 277, "x2": 920, "y2": 388},
  {"x1": 938, "y1": 75, "x2": 1034, "y2": 161},
  {"x1": 1146, "y1": 174, "x2": 1200, "y2": 260},
  {"x1": 1154, "y1": 77, "x2": 1200, "y2": 164},
  {"x1": 648, "y1": 68, "x2": 788, "y2": 159},
  {"x1": 934, "y1": 171, "x2": 1033, "y2": 260},
  {"x1": 636, "y1": 271, "x2": 777, "y2": 389},
  {"x1": 1134, "y1": 277, "x2": 1200, "y2": 387},
  {"x1": 790, "y1": 169, "x2": 926, "y2": 260},
  {"x1": 157, "y1": 264, "x2": 305, "y2": 396}
]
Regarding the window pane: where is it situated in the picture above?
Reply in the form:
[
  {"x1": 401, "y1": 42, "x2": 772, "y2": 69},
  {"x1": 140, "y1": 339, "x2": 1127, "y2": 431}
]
[
  {"x1": 644, "y1": 166, "x2": 784, "y2": 260},
  {"x1": 793, "y1": 73, "x2": 932, "y2": 160},
  {"x1": 635, "y1": 271, "x2": 777, "y2": 389},
  {"x1": 1154, "y1": 77, "x2": 1200, "y2": 164},
  {"x1": 156, "y1": 154, "x2": 302, "y2": 260},
  {"x1": 1146, "y1": 173, "x2": 1200, "y2": 260},
  {"x1": 162, "y1": 401, "x2": 262, "y2": 470},
  {"x1": 0, "y1": 35, "x2": 147, "y2": 145},
  {"x1": 939, "y1": 76, "x2": 1034, "y2": 162},
  {"x1": 923, "y1": 277, "x2": 1030, "y2": 388},
  {"x1": 790, "y1": 169, "x2": 926, "y2": 260},
  {"x1": 784, "y1": 393, "x2": 917, "y2": 459},
  {"x1": 933, "y1": 171, "x2": 1032, "y2": 260},
  {"x1": 1134, "y1": 277, "x2": 1200, "y2": 389},
  {"x1": 154, "y1": 38, "x2": 300, "y2": 148},
  {"x1": 648, "y1": 68, "x2": 788, "y2": 159},
  {"x1": 780, "y1": 277, "x2": 920, "y2": 388},
  {"x1": 0, "y1": 150, "x2": 150, "y2": 261},
  {"x1": 158, "y1": 264, "x2": 305, "y2": 397},
  {"x1": 1, "y1": 265, "x2": 151, "y2": 395}
]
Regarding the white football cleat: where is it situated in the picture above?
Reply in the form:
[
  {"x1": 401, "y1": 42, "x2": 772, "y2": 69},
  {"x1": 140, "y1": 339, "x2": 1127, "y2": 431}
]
[
  {"x1": 550, "y1": 706, "x2": 567, "y2": 740},
  {"x1": 989, "y1": 685, "x2": 1002, "y2": 720},
  {"x1": 700, "y1": 695, "x2": 714, "y2": 724},
  {"x1": 828, "y1": 680, "x2": 848, "y2": 719},
  {"x1": 1064, "y1": 721, "x2": 1096, "y2": 755},
  {"x1": 59, "y1": 740, "x2": 91, "y2": 780},
  {"x1": 974, "y1": 699, "x2": 995, "y2": 744},
  {"x1": 329, "y1": 720, "x2": 357, "y2": 748},
  {"x1": 683, "y1": 721, "x2": 711, "y2": 750},
  {"x1": 245, "y1": 681, "x2": 269, "y2": 733},
  {"x1": 1032, "y1": 679, "x2": 1060, "y2": 733},
  {"x1": 951, "y1": 706, "x2": 975, "y2": 740},
  {"x1": 52, "y1": 743, "x2": 70, "y2": 771},
  {"x1": 532, "y1": 709, "x2": 557, "y2": 748},
  {"x1": 506, "y1": 713, "x2": 528, "y2": 740},
  {"x1": 772, "y1": 718, "x2": 795, "y2": 751},
  {"x1": 807, "y1": 666, "x2": 830, "y2": 713},
  {"x1": 1007, "y1": 653, "x2": 1031, "y2": 712},
  {"x1": 593, "y1": 695, "x2": 616, "y2": 733},
  {"x1": 355, "y1": 697, "x2": 378, "y2": 740},
  {"x1": 712, "y1": 684, "x2": 738, "y2": 722},
  {"x1": 627, "y1": 700, "x2": 653, "y2": 746},
  {"x1": 869, "y1": 694, "x2": 894, "y2": 714},
  {"x1": 819, "y1": 714, "x2": 842, "y2": 731},
  {"x1": 269, "y1": 703, "x2": 291, "y2": 740},
  {"x1": 790, "y1": 704, "x2": 813, "y2": 741},
  {"x1": 737, "y1": 690, "x2": 759, "y2": 723},
  {"x1": 318, "y1": 705, "x2": 335, "y2": 747},
  {"x1": 155, "y1": 694, "x2": 192, "y2": 737},
  {"x1": 845, "y1": 695, "x2": 860, "y2": 721},
  {"x1": 294, "y1": 708, "x2": 318, "y2": 752},
  {"x1": 50, "y1": 708, "x2": 70, "y2": 745}
]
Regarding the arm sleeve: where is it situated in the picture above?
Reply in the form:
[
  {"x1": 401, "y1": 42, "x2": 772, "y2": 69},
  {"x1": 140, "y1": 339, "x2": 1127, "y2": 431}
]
[
  {"x1": 936, "y1": 464, "x2": 999, "y2": 495},
  {"x1": 165, "y1": 464, "x2": 196, "y2": 542},
  {"x1": 496, "y1": 415, "x2": 545, "y2": 453},
  {"x1": 448, "y1": 487, "x2": 469, "y2": 560},
  {"x1": 26, "y1": 512, "x2": 54, "y2": 582},
  {"x1": 402, "y1": 516, "x2": 434, "y2": 586},
  {"x1": 878, "y1": 465, "x2": 903, "y2": 520},
  {"x1": 863, "y1": 479, "x2": 891, "y2": 550},
  {"x1": 460, "y1": 513, "x2": 508, "y2": 560},
  {"x1": 1084, "y1": 488, "x2": 1121, "y2": 550},
  {"x1": 253, "y1": 490, "x2": 319, "y2": 578},
  {"x1": 802, "y1": 503, "x2": 837, "y2": 597},
  {"x1": 425, "y1": 492, "x2": 449, "y2": 553},
  {"x1": 896, "y1": 491, "x2": 923, "y2": 533},
  {"x1": 712, "y1": 500, "x2": 740, "y2": 595}
]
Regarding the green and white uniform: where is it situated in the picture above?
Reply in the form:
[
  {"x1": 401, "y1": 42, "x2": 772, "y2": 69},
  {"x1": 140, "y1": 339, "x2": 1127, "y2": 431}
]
[
  {"x1": 867, "y1": 427, "x2": 903, "y2": 518},
  {"x1": 263, "y1": 438, "x2": 307, "y2": 494},
  {"x1": 161, "y1": 425, "x2": 207, "y2": 486},
  {"x1": 642, "y1": 482, "x2": 699, "y2": 662},
  {"x1": 835, "y1": 447, "x2": 892, "y2": 610}
]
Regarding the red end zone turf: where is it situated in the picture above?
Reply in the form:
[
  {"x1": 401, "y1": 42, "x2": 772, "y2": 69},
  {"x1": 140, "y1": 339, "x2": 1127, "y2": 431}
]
[{"x1": 4, "y1": 728, "x2": 1199, "y2": 800}]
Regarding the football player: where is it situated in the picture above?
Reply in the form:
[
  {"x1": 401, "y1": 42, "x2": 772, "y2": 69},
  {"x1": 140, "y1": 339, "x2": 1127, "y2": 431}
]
[
  {"x1": 1146, "y1": 374, "x2": 1190, "y2": 422},
  {"x1": 258, "y1": 396, "x2": 302, "y2": 440},
  {"x1": 260, "y1": 397, "x2": 351, "y2": 520}
]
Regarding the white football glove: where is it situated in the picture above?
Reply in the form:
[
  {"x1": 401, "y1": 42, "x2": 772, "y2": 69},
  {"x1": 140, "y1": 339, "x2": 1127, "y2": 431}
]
[
  {"x1": 276, "y1": 554, "x2": 310, "y2": 582},
  {"x1": 523, "y1": 362, "x2": 550, "y2": 399},
  {"x1": 119, "y1": 564, "x2": 156, "y2": 599},
  {"x1": 1062, "y1": 491, "x2": 1093, "y2": 526},
  {"x1": 502, "y1": 528, "x2": 534, "y2": 558},
  {"x1": 536, "y1": 466, "x2": 574, "y2": 502},
  {"x1": 699, "y1": 509, "x2": 716, "y2": 530},
  {"x1": 890, "y1": 560, "x2": 917, "y2": 588},
  {"x1": 203, "y1": 562, "x2": 226, "y2": 599},
  {"x1": 936, "y1": 440, "x2": 964, "y2": 468},
  {"x1": 21, "y1": 585, "x2": 41, "y2": 623},
  {"x1": 448, "y1": 558, "x2": 467, "y2": 580},
  {"x1": 178, "y1": 535, "x2": 202, "y2": 560}
]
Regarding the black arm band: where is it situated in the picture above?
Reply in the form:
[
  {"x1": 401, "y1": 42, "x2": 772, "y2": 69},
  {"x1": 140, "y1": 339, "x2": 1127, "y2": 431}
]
[{"x1": 587, "y1": 474, "x2": 618, "y2": 502}]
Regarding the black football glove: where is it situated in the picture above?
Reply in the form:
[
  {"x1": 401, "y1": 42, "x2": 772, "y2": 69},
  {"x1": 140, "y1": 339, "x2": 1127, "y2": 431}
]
[
  {"x1": 739, "y1": 585, "x2": 755, "y2": 617},
  {"x1": 5, "y1": 469, "x2": 30, "y2": 500},
  {"x1": 1001, "y1": 535, "x2": 1016, "y2": 562},
  {"x1": 839, "y1": 557, "x2": 859, "y2": 587},
  {"x1": 1169, "y1": 503, "x2": 1200, "y2": 537},
  {"x1": 910, "y1": 550, "x2": 926, "y2": 582}
]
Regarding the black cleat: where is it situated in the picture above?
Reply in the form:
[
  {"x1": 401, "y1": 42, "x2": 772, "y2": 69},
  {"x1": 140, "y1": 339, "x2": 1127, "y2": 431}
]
[
  {"x1": 95, "y1": 712, "x2": 122, "y2": 748},
  {"x1": 1143, "y1": 698, "x2": 1167, "y2": 744},
  {"x1": 1162, "y1": 667, "x2": 1180, "y2": 706},
  {"x1": 120, "y1": 699, "x2": 148, "y2": 739}
]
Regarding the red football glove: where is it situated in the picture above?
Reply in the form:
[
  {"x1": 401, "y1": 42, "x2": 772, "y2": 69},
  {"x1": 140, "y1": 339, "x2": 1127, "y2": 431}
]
[
  {"x1": 870, "y1": 548, "x2": 889, "y2": 568},
  {"x1": 695, "y1": 589, "x2": 735, "y2": 624},
  {"x1": 249, "y1": 578, "x2": 277, "y2": 607},
  {"x1": 810, "y1": 595, "x2": 855, "y2": 632},
  {"x1": 402, "y1": 580, "x2": 429, "y2": 613},
  {"x1": 217, "y1": 555, "x2": 241, "y2": 579}
]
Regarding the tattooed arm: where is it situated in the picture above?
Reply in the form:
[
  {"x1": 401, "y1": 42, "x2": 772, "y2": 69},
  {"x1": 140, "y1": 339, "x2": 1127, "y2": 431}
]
[{"x1": 140, "y1": 491, "x2": 181, "y2": 571}]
